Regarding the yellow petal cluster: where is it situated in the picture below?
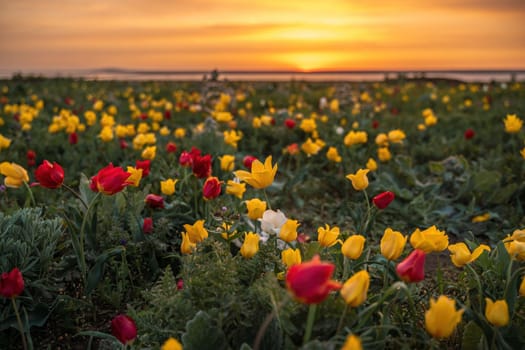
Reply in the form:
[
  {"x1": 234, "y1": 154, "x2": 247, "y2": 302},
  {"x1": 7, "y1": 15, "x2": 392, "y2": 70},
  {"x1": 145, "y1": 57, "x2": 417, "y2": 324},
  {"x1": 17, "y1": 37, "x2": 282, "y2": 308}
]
[
  {"x1": 410, "y1": 226, "x2": 448, "y2": 253},
  {"x1": 425, "y1": 295, "x2": 464, "y2": 338}
]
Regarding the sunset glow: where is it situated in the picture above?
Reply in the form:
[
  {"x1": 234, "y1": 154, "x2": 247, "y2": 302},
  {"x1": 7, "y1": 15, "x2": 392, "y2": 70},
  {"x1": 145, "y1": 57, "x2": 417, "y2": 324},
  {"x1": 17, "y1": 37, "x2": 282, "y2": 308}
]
[{"x1": 1, "y1": 0, "x2": 524, "y2": 72}]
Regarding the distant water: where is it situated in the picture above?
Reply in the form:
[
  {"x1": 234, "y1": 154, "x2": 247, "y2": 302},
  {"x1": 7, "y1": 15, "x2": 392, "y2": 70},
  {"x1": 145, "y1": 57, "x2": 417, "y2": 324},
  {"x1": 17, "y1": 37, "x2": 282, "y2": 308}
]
[{"x1": 1, "y1": 69, "x2": 524, "y2": 83}]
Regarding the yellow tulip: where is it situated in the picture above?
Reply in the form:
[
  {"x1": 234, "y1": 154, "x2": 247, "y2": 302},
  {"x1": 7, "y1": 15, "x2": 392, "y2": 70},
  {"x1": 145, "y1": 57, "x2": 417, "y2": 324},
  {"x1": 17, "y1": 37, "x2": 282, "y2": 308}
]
[
  {"x1": 279, "y1": 219, "x2": 300, "y2": 242},
  {"x1": 161, "y1": 337, "x2": 182, "y2": 350},
  {"x1": 485, "y1": 298, "x2": 509, "y2": 327},
  {"x1": 0, "y1": 134, "x2": 12, "y2": 150},
  {"x1": 471, "y1": 213, "x2": 490, "y2": 223},
  {"x1": 240, "y1": 232, "x2": 260, "y2": 258},
  {"x1": 226, "y1": 180, "x2": 246, "y2": 199},
  {"x1": 520, "y1": 147, "x2": 525, "y2": 160},
  {"x1": 326, "y1": 146, "x2": 342, "y2": 163},
  {"x1": 504, "y1": 114, "x2": 522, "y2": 133},
  {"x1": 375, "y1": 133, "x2": 389, "y2": 146},
  {"x1": 317, "y1": 224, "x2": 341, "y2": 247},
  {"x1": 301, "y1": 138, "x2": 322, "y2": 156},
  {"x1": 141, "y1": 146, "x2": 156, "y2": 160},
  {"x1": 98, "y1": 126, "x2": 114, "y2": 142},
  {"x1": 281, "y1": 248, "x2": 302, "y2": 268},
  {"x1": 448, "y1": 243, "x2": 490, "y2": 267},
  {"x1": 343, "y1": 130, "x2": 368, "y2": 146},
  {"x1": 183, "y1": 220, "x2": 208, "y2": 243},
  {"x1": 223, "y1": 130, "x2": 242, "y2": 148},
  {"x1": 505, "y1": 240, "x2": 525, "y2": 261},
  {"x1": 234, "y1": 156, "x2": 277, "y2": 189},
  {"x1": 425, "y1": 295, "x2": 464, "y2": 338},
  {"x1": 219, "y1": 155, "x2": 235, "y2": 172},
  {"x1": 366, "y1": 158, "x2": 377, "y2": 171},
  {"x1": 160, "y1": 179, "x2": 177, "y2": 195},
  {"x1": 388, "y1": 129, "x2": 406, "y2": 143},
  {"x1": 174, "y1": 128, "x2": 186, "y2": 138},
  {"x1": 245, "y1": 198, "x2": 267, "y2": 220},
  {"x1": 380, "y1": 228, "x2": 407, "y2": 260},
  {"x1": 125, "y1": 167, "x2": 143, "y2": 187},
  {"x1": 341, "y1": 235, "x2": 366, "y2": 260},
  {"x1": 519, "y1": 276, "x2": 525, "y2": 297},
  {"x1": 410, "y1": 226, "x2": 449, "y2": 253},
  {"x1": 341, "y1": 334, "x2": 362, "y2": 350},
  {"x1": 377, "y1": 147, "x2": 392, "y2": 162},
  {"x1": 340, "y1": 270, "x2": 370, "y2": 307},
  {"x1": 0, "y1": 162, "x2": 29, "y2": 188},
  {"x1": 299, "y1": 118, "x2": 317, "y2": 133},
  {"x1": 346, "y1": 169, "x2": 370, "y2": 191},
  {"x1": 180, "y1": 232, "x2": 196, "y2": 255}
]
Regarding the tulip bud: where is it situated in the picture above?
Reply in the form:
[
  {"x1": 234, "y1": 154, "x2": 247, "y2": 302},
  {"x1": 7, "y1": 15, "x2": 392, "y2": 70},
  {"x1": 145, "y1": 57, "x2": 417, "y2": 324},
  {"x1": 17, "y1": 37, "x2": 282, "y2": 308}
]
[
  {"x1": 202, "y1": 176, "x2": 222, "y2": 200},
  {"x1": 372, "y1": 191, "x2": 395, "y2": 209},
  {"x1": 396, "y1": 249, "x2": 426, "y2": 283},
  {"x1": 340, "y1": 270, "x2": 370, "y2": 307},
  {"x1": 380, "y1": 228, "x2": 407, "y2": 260},
  {"x1": 485, "y1": 298, "x2": 509, "y2": 327},
  {"x1": 425, "y1": 295, "x2": 464, "y2": 338},
  {"x1": 111, "y1": 314, "x2": 137, "y2": 345},
  {"x1": 145, "y1": 194, "x2": 164, "y2": 209},
  {"x1": 240, "y1": 232, "x2": 260, "y2": 258},
  {"x1": 341, "y1": 235, "x2": 366, "y2": 259},
  {"x1": 0, "y1": 267, "x2": 24, "y2": 298},
  {"x1": 143, "y1": 217, "x2": 153, "y2": 234}
]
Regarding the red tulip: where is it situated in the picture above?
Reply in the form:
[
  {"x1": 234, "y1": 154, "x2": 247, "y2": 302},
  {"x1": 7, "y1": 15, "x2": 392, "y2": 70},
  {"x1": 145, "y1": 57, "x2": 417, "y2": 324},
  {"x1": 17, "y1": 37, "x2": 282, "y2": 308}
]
[
  {"x1": 90, "y1": 164, "x2": 132, "y2": 195},
  {"x1": 111, "y1": 314, "x2": 137, "y2": 345},
  {"x1": 27, "y1": 150, "x2": 36, "y2": 167},
  {"x1": 203, "y1": 177, "x2": 222, "y2": 200},
  {"x1": 372, "y1": 191, "x2": 395, "y2": 209},
  {"x1": 145, "y1": 194, "x2": 164, "y2": 209},
  {"x1": 284, "y1": 118, "x2": 296, "y2": 129},
  {"x1": 464, "y1": 128, "x2": 475, "y2": 140},
  {"x1": 243, "y1": 155, "x2": 257, "y2": 170},
  {"x1": 286, "y1": 255, "x2": 342, "y2": 304},
  {"x1": 0, "y1": 267, "x2": 24, "y2": 298},
  {"x1": 119, "y1": 139, "x2": 129, "y2": 149},
  {"x1": 177, "y1": 278, "x2": 184, "y2": 290},
  {"x1": 35, "y1": 160, "x2": 65, "y2": 189},
  {"x1": 179, "y1": 151, "x2": 193, "y2": 167},
  {"x1": 143, "y1": 217, "x2": 153, "y2": 234},
  {"x1": 164, "y1": 110, "x2": 171, "y2": 120},
  {"x1": 68, "y1": 132, "x2": 78, "y2": 145},
  {"x1": 192, "y1": 154, "x2": 212, "y2": 178},
  {"x1": 396, "y1": 249, "x2": 426, "y2": 283},
  {"x1": 135, "y1": 160, "x2": 150, "y2": 177},
  {"x1": 166, "y1": 142, "x2": 177, "y2": 153},
  {"x1": 372, "y1": 120, "x2": 380, "y2": 129}
]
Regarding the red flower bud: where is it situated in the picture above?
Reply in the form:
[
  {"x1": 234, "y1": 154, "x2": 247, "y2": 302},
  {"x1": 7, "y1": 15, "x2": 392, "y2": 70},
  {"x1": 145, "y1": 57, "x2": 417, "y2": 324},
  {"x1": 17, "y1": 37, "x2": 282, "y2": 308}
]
[
  {"x1": 145, "y1": 194, "x2": 164, "y2": 209},
  {"x1": 166, "y1": 142, "x2": 177, "y2": 153},
  {"x1": 143, "y1": 217, "x2": 153, "y2": 234},
  {"x1": 135, "y1": 160, "x2": 151, "y2": 177},
  {"x1": 372, "y1": 191, "x2": 395, "y2": 209},
  {"x1": 111, "y1": 314, "x2": 137, "y2": 345},
  {"x1": 68, "y1": 132, "x2": 78, "y2": 145},
  {"x1": 177, "y1": 278, "x2": 184, "y2": 290},
  {"x1": 90, "y1": 163, "x2": 132, "y2": 195},
  {"x1": 464, "y1": 128, "x2": 475, "y2": 140},
  {"x1": 286, "y1": 255, "x2": 341, "y2": 304},
  {"x1": 372, "y1": 120, "x2": 380, "y2": 129},
  {"x1": 396, "y1": 249, "x2": 426, "y2": 283},
  {"x1": 0, "y1": 267, "x2": 24, "y2": 298},
  {"x1": 203, "y1": 176, "x2": 222, "y2": 200},
  {"x1": 284, "y1": 118, "x2": 296, "y2": 129},
  {"x1": 119, "y1": 139, "x2": 129, "y2": 149},
  {"x1": 35, "y1": 160, "x2": 65, "y2": 189},
  {"x1": 243, "y1": 155, "x2": 257, "y2": 170},
  {"x1": 179, "y1": 151, "x2": 193, "y2": 167}
]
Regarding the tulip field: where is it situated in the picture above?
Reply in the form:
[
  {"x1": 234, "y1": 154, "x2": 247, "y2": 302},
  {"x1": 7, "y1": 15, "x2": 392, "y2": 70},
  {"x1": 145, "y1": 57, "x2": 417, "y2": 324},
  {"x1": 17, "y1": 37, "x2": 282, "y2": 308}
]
[{"x1": 0, "y1": 76, "x2": 524, "y2": 349}]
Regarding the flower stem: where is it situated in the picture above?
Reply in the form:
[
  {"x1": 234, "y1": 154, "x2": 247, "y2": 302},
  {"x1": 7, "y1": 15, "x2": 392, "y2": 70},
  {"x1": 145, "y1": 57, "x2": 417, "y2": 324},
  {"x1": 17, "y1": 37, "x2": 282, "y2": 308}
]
[
  {"x1": 11, "y1": 297, "x2": 28, "y2": 350},
  {"x1": 23, "y1": 181, "x2": 36, "y2": 207},
  {"x1": 62, "y1": 183, "x2": 88, "y2": 209},
  {"x1": 336, "y1": 304, "x2": 349, "y2": 334},
  {"x1": 263, "y1": 189, "x2": 272, "y2": 210},
  {"x1": 303, "y1": 304, "x2": 317, "y2": 345},
  {"x1": 79, "y1": 192, "x2": 101, "y2": 283}
]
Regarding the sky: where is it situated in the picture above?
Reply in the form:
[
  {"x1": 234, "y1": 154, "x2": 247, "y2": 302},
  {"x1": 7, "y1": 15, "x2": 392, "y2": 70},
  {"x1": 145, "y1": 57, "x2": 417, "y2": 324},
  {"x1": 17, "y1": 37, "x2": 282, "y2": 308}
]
[{"x1": 1, "y1": 0, "x2": 524, "y2": 72}]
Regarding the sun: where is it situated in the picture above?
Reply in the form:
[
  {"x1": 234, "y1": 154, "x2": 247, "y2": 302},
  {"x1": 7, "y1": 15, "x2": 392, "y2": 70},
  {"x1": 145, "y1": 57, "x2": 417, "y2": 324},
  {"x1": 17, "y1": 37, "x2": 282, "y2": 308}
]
[{"x1": 277, "y1": 52, "x2": 342, "y2": 72}]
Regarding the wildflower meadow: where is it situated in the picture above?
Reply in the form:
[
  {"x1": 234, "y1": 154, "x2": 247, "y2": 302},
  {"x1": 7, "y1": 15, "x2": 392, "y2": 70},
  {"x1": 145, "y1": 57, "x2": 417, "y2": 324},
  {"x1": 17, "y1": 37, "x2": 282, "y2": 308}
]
[{"x1": 0, "y1": 76, "x2": 524, "y2": 349}]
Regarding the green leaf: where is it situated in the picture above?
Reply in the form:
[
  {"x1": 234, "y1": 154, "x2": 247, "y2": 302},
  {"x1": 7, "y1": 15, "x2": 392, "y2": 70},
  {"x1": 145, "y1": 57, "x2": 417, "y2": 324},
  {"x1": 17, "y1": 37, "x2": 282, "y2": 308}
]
[
  {"x1": 428, "y1": 161, "x2": 445, "y2": 175},
  {"x1": 182, "y1": 311, "x2": 227, "y2": 350},
  {"x1": 461, "y1": 321, "x2": 483, "y2": 350},
  {"x1": 472, "y1": 170, "x2": 501, "y2": 193},
  {"x1": 85, "y1": 246, "x2": 125, "y2": 295},
  {"x1": 489, "y1": 183, "x2": 518, "y2": 204}
]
